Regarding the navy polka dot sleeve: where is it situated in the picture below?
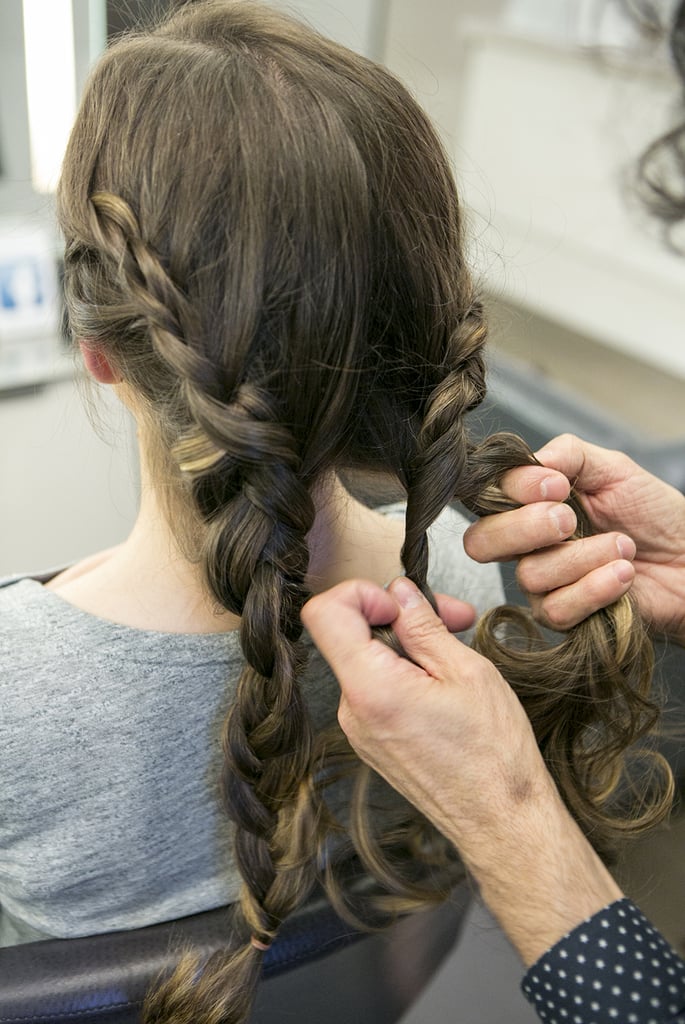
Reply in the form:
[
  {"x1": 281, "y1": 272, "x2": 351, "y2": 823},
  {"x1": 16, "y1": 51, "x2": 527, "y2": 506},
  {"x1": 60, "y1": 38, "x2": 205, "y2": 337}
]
[{"x1": 522, "y1": 898, "x2": 685, "y2": 1023}]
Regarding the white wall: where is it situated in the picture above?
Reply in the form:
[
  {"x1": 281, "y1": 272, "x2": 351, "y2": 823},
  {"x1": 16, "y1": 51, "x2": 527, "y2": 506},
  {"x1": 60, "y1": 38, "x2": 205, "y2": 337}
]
[
  {"x1": 455, "y1": 32, "x2": 685, "y2": 377},
  {"x1": 0, "y1": 375, "x2": 138, "y2": 576},
  {"x1": 0, "y1": 1, "x2": 34, "y2": 216},
  {"x1": 274, "y1": 0, "x2": 389, "y2": 58},
  {"x1": 384, "y1": 1, "x2": 685, "y2": 381}
]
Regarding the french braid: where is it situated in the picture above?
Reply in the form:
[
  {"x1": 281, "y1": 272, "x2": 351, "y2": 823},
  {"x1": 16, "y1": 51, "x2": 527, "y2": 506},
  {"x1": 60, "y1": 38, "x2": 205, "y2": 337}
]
[
  {"x1": 77, "y1": 192, "x2": 326, "y2": 1022},
  {"x1": 146, "y1": 459, "x2": 321, "y2": 1023}
]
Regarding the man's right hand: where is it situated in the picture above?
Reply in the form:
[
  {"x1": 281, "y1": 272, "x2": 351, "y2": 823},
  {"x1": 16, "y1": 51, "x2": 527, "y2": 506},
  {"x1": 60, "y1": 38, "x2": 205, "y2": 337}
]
[{"x1": 464, "y1": 433, "x2": 685, "y2": 644}]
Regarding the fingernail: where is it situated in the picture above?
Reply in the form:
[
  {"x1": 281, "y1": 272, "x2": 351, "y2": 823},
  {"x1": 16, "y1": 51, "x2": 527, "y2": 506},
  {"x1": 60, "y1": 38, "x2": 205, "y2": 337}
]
[
  {"x1": 539, "y1": 475, "x2": 558, "y2": 500},
  {"x1": 614, "y1": 561, "x2": 634, "y2": 584},
  {"x1": 616, "y1": 536, "x2": 636, "y2": 560},
  {"x1": 392, "y1": 578, "x2": 425, "y2": 609},
  {"x1": 550, "y1": 505, "x2": 575, "y2": 536}
]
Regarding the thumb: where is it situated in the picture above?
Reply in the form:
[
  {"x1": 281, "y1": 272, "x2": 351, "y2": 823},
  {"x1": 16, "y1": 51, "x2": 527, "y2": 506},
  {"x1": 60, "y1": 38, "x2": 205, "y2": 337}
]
[
  {"x1": 535, "y1": 433, "x2": 619, "y2": 493},
  {"x1": 387, "y1": 578, "x2": 468, "y2": 679}
]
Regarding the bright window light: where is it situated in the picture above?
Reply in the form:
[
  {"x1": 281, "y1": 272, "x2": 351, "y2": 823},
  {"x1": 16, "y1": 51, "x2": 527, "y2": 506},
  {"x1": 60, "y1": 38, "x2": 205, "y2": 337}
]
[{"x1": 22, "y1": 0, "x2": 76, "y2": 193}]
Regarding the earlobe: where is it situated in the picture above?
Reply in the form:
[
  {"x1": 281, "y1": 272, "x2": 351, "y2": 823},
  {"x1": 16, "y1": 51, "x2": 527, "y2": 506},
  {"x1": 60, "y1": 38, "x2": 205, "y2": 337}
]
[{"x1": 79, "y1": 340, "x2": 119, "y2": 384}]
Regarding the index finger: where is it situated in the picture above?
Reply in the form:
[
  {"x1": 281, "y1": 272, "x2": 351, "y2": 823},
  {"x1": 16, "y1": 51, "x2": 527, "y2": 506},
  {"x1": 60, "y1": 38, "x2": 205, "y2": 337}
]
[
  {"x1": 464, "y1": 501, "x2": 577, "y2": 562},
  {"x1": 497, "y1": 464, "x2": 572, "y2": 505}
]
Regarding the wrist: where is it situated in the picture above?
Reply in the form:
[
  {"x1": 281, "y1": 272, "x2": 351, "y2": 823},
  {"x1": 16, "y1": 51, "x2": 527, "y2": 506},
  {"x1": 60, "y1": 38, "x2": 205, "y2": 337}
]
[{"x1": 454, "y1": 780, "x2": 623, "y2": 966}]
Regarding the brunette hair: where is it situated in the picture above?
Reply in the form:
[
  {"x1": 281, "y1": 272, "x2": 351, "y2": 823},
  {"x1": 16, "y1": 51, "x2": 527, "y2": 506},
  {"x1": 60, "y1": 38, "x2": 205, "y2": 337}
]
[{"x1": 57, "y1": 2, "x2": 672, "y2": 1021}]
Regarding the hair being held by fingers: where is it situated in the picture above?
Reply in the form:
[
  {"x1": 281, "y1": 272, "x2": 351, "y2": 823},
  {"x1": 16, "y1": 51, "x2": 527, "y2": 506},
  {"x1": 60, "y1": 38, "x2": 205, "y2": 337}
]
[{"x1": 459, "y1": 433, "x2": 674, "y2": 860}]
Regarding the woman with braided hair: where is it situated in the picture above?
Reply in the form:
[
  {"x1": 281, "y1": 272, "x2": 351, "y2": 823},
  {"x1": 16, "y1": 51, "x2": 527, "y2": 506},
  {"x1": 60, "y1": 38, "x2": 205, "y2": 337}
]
[
  {"x1": 0, "y1": 0, "x2": 499, "y2": 973},
  {"x1": 0, "y1": 1, "x2": 672, "y2": 1022}
]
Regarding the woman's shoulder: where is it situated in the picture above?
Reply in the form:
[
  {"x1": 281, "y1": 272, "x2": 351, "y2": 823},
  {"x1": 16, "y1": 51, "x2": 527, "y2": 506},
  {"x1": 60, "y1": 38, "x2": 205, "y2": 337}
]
[
  {"x1": 0, "y1": 573, "x2": 58, "y2": 622},
  {"x1": 0, "y1": 569, "x2": 241, "y2": 673}
]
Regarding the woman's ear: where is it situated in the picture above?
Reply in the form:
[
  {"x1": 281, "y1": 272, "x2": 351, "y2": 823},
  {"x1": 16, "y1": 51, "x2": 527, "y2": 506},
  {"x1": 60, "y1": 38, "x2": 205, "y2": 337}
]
[{"x1": 79, "y1": 340, "x2": 119, "y2": 384}]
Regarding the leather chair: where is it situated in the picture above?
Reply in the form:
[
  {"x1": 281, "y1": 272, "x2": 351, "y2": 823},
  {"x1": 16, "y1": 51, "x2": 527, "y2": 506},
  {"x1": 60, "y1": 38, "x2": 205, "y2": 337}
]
[{"x1": 0, "y1": 876, "x2": 470, "y2": 1024}]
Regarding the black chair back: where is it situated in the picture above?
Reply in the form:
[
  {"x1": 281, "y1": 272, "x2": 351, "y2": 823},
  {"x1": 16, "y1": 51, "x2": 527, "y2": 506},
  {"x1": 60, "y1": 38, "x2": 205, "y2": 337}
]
[{"x1": 0, "y1": 884, "x2": 470, "y2": 1023}]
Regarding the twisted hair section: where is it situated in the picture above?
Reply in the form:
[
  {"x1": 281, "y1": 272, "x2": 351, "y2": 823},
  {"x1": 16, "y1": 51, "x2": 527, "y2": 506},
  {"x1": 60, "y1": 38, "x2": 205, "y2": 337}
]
[{"x1": 344, "y1": 296, "x2": 490, "y2": 927}]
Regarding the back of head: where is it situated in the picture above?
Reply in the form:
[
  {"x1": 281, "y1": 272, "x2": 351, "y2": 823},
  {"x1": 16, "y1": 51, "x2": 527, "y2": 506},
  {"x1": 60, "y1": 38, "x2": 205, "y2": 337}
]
[{"x1": 59, "y1": 0, "x2": 485, "y2": 492}]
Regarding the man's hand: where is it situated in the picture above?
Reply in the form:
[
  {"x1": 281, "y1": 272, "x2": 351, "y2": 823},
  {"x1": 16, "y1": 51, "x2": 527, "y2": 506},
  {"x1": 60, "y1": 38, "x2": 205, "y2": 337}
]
[
  {"x1": 464, "y1": 433, "x2": 685, "y2": 642},
  {"x1": 302, "y1": 576, "x2": 622, "y2": 965},
  {"x1": 302, "y1": 578, "x2": 551, "y2": 845}
]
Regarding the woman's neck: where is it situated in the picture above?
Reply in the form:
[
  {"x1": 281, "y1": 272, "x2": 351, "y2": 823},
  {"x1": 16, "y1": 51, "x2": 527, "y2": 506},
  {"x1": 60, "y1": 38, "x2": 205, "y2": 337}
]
[{"x1": 46, "y1": 459, "x2": 404, "y2": 634}]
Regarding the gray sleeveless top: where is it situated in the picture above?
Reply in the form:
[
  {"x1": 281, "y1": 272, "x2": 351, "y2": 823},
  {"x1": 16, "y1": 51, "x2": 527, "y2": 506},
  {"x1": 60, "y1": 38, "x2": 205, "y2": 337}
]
[{"x1": 0, "y1": 504, "x2": 503, "y2": 946}]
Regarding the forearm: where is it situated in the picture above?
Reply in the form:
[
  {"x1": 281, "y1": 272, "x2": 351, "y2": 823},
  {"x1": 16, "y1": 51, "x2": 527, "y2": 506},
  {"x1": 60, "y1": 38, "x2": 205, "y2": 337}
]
[{"x1": 447, "y1": 779, "x2": 623, "y2": 966}]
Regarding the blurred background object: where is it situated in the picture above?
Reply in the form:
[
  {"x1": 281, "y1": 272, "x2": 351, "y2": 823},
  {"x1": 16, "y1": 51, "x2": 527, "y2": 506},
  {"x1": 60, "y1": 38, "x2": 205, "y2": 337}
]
[{"x1": 0, "y1": 219, "x2": 61, "y2": 390}]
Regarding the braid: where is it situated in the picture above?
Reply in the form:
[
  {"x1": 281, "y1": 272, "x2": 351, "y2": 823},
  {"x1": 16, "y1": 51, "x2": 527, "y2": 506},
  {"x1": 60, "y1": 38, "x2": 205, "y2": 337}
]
[
  {"x1": 84, "y1": 193, "x2": 324, "y2": 1023},
  {"x1": 144, "y1": 473, "x2": 322, "y2": 1023},
  {"x1": 334, "y1": 299, "x2": 489, "y2": 926},
  {"x1": 154, "y1": 435, "x2": 322, "y2": 1023},
  {"x1": 85, "y1": 193, "x2": 214, "y2": 398},
  {"x1": 401, "y1": 301, "x2": 488, "y2": 595},
  {"x1": 147, "y1": 465, "x2": 323, "y2": 1022}
]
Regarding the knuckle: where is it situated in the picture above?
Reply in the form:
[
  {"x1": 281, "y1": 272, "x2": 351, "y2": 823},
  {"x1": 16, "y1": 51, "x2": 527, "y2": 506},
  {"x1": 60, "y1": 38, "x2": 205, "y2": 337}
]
[
  {"x1": 584, "y1": 568, "x2": 618, "y2": 606},
  {"x1": 337, "y1": 698, "x2": 363, "y2": 733},
  {"x1": 301, "y1": 591, "x2": 328, "y2": 628},
  {"x1": 338, "y1": 653, "x2": 397, "y2": 722},
  {"x1": 337, "y1": 689, "x2": 371, "y2": 730},
  {"x1": 337, "y1": 702, "x2": 369, "y2": 754},
  {"x1": 401, "y1": 611, "x2": 447, "y2": 648},
  {"x1": 540, "y1": 596, "x2": 573, "y2": 632},
  {"x1": 515, "y1": 557, "x2": 543, "y2": 595},
  {"x1": 562, "y1": 539, "x2": 589, "y2": 571}
]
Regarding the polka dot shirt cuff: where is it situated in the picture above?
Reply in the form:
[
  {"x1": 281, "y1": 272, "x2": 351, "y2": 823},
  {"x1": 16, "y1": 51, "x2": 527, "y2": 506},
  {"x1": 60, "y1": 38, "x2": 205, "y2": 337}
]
[{"x1": 521, "y1": 898, "x2": 685, "y2": 1023}]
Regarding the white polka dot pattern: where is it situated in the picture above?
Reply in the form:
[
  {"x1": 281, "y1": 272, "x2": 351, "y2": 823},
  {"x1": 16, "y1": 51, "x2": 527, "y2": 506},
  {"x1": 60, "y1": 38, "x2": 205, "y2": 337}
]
[{"x1": 522, "y1": 899, "x2": 685, "y2": 1023}]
